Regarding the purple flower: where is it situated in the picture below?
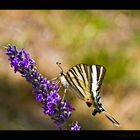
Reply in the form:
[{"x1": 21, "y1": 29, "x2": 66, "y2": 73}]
[
  {"x1": 44, "y1": 91, "x2": 74, "y2": 125},
  {"x1": 6, "y1": 45, "x2": 35, "y2": 73},
  {"x1": 71, "y1": 121, "x2": 81, "y2": 131},
  {"x1": 5, "y1": 44, "x2": 75, "y2": 127}
]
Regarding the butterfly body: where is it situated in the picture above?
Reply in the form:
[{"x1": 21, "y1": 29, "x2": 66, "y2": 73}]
[{"x1": 57, "y1": 63, "x2": 120, "y2": 127}]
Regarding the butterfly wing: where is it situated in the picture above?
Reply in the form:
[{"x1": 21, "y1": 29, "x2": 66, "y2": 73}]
[
  {"x1": 64, "y1": 64, "x2": 91, "y2": 101},
  {"x1": 62, "y1": 64, "x2": 119, "y2": 126},
  {"x1": 65, "y1": 64, "x2": 106, "y2": 105},
  {"x1": 90, "y1": 64, "x2": 106, "y2": 98}
]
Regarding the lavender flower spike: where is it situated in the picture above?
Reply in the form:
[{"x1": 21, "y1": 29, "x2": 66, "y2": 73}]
[{"x1": 5, "y1": 44, "x2": 75, "y2": 127}]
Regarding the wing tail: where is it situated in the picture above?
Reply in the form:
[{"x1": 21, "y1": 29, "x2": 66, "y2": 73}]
[{"x1": 102, "y1": 111, "x2": 120, "y2": 127}]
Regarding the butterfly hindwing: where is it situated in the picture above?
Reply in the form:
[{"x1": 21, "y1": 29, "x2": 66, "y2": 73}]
[{"x1": 90, "y1": 65, "x2": 106, "y2": 98}]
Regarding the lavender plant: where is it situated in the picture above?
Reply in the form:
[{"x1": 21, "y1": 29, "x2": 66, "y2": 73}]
[{"x1": 5, "y1": 44, "x2": 81, "y2": 130}]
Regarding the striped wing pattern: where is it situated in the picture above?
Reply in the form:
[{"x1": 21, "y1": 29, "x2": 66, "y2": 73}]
[
  {"x1": 61, "y1": 64, "x2": 120, "y2": 127},
  {"x1": 64, "y1": 64, "x2": 106, "y2": 104}
]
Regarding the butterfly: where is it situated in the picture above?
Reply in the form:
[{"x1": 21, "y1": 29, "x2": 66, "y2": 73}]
[{"x1": 55, "y1": 62, "x2": 120, "y2": 127}]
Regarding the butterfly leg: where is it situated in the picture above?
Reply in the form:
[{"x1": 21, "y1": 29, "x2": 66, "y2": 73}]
[
  {"x1": 49, "y1": 77, "x2": 63, "y2": 93},
  {"x1": 62, "y1": 88, "x2": 67, "y2": 101},
  {"x1": 57, "y1": 81, "x2": 62, "y2": 92},
  {"x1": 49, "y1": 76, "x2": 61, "y2": 86}
]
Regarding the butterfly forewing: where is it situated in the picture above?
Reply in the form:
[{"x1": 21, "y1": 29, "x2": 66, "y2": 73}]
[{"x1": 66, "y1": 67, "x2": 89, "y2": 100}]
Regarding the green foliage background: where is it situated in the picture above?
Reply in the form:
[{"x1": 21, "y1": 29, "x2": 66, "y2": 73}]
[{"x1": 0, "y1": 10, "x2": 140, "y2": 130}]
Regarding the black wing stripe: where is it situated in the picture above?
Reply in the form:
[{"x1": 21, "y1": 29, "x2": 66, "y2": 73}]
[
  {"x1": 79, "y1": 64, "x2": 89, "y2": 85},
  {"x1": 83, "y1": 64, "x2": 89, "y2": 83},
  {"x1": 67, "y1": 71, "x2": 85, "y2": 98},
  {"x1": 71, "y1": 67, "x2": 78, "y2": 76},
  {"x1": 72, "y1": 66, "x2": 86, "y2": 86},
  {"x1": 64, "y1": 73, "x2": 75, "y2": 88},
  {"x1": 65, "y1": 72, "x2": 82, "y2": 95},
  {"x1": 69, "y1": 70, "x2": 83, "y2": 90},
  {"x1": 90, "y1": 65, "x2": 94, "y2": 96},
  {"x1": 70, "y1": 68, "x2": 88, "y2": 98},
  {"x1": 96, "y1": 65, "x2": 101, "y2": 81},
  {"x1": 87, "y1": 66, "x2": 93, "y2": 98},
  {"x1": 97, "y1": 66, "x2": 106, "y2": 91}
]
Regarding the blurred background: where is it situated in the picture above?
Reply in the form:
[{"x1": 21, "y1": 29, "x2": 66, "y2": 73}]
[{"x1": 0, "y1": 10, "x2": 140, "y2": 130}]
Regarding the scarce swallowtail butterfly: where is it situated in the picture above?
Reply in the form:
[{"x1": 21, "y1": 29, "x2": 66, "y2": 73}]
[{"x1": 55, "y1": 62, "x2": 120, "y2": 127}]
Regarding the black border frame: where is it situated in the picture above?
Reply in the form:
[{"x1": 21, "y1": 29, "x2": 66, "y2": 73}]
[
  {"x1": 0, "y1": 130, "x2": 140, "y2": 139},
  {"x1": 0, "y1": 0, "x2": 140, "y2": 9},
  {"x1": 0, "y1": 0, "x2": 140, "y2": 139}
]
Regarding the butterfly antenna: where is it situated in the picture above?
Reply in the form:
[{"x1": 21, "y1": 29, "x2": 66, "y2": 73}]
[{"x1": 56, "y1": 62, "x2": 64, "y2": 73}]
